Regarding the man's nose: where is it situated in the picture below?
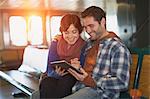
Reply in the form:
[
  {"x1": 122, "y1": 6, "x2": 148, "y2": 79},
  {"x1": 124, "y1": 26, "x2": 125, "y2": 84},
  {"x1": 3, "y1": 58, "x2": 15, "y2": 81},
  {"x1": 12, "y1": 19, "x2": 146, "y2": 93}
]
[{"x1": 86, "y1": 27, "x2": 92, "y2": 34}]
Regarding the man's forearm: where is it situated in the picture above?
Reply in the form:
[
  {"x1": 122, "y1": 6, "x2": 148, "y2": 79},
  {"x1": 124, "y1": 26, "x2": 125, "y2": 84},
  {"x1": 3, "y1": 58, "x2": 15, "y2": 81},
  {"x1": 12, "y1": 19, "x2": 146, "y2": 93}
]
[{"x1": 82, "y1": 74, "x2": 96, "y2": 87}]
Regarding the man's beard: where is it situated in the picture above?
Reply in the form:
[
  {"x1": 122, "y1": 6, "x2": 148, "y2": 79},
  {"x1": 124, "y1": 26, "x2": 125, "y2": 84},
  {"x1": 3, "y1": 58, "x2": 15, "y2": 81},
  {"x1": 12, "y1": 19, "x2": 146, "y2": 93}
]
[{"x1": 95, "y1": 31, "x2": 102, "y2": 39}]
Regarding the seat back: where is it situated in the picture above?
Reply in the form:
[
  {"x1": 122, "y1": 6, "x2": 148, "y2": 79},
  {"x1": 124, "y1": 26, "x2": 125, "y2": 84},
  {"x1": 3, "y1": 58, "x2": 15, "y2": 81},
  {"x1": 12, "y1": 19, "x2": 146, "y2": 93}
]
[
  {"x1": 120, "y1": 48, "x2": 150, "y2": 98},
  {"x1": 18, "y1": 46, "x2": 49, "y2": 73}
]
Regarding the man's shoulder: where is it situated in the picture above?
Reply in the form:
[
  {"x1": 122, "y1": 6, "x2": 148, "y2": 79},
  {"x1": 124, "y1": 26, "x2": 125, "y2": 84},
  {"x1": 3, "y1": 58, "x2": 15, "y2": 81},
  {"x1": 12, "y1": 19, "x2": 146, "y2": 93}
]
[
  {"x1": 101, "y1": 37, "x2": 120, "y2": 46},
  {"x1": 108, "y1": 38, "x2": 130, "y2": 54},
  {"x1": 102, "y1": 37, "x2": 128, "y2": 50},
  {"x1": 106, "y1": 37, "x2": 125, "y2": 46}
]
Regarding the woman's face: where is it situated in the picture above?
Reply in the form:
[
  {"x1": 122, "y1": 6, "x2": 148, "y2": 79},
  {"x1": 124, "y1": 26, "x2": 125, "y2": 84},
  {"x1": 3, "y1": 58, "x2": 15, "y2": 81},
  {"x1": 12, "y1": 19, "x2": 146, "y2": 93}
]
[{"x1": 62, "y1": 24, "x2": 80, "y2": 45}]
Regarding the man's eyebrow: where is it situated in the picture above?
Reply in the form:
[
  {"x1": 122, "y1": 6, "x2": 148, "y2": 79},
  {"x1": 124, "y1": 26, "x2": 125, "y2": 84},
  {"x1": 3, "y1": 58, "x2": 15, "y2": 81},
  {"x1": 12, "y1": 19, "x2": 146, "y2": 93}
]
[
  {"x1": 88, "y1": 24, "x2": 94, "y2": 26},
  {"x1": 83, "y1": 24, "x2": 93, "y2": 28}
]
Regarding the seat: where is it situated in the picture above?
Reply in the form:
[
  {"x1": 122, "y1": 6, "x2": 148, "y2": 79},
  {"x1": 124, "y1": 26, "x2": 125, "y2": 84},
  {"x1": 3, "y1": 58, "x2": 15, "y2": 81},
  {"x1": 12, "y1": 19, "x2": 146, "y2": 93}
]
[
  {"x1": 120, "y1": 48, "x2": 150, "y2": 99},
  {"x1": 0, "y1": 46, "x2": 49, "y2": 97}
]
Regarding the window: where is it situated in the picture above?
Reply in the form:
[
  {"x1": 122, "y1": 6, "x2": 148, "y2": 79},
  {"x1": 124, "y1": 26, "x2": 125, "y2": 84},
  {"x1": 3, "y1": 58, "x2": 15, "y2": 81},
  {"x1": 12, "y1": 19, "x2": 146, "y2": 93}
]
[
  {"x1": 46, "y1": 15, "x2": 62, "y2": 44},
  {"x1": 28, "y1": 16, "x2": 43, "y2": 45},
  {"x1": 9, "y1": 15, "x2": 43, "y2": 46},
  {"x1": 6, "y1": 13, "x2": 63, "y2": 48},
  {"x1": 46, "y1": 15, "x2": 51, "y2": 43},
  {"x1": 50, "y1": 16, "x2": 62, "y2": 38},
  {"x1": 9, "y1": 16, "x2": 27, "y2": 46},
  {"x1": 106, "y1": 15, "x2": 119, "y2": 36}
]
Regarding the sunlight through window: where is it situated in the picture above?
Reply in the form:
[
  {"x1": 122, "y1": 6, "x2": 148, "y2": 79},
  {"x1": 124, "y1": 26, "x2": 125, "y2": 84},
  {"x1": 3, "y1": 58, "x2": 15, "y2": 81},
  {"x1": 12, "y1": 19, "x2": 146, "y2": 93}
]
[
  {"x1": 9, "y1": 16, "x2": 27, "y2": 46},
  {"x1": 50, "y1": 16, "x2": 62, "y2": 38},
  {"x1": 28, "y1": 16, "x2": 43, "y2": 45}
]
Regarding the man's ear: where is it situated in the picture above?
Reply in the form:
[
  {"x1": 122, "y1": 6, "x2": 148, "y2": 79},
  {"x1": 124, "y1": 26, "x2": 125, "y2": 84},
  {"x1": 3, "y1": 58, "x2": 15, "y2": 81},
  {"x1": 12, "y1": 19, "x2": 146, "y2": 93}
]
[{"x1": 100, "y1": 17, "x2": 106, "y2": 27}]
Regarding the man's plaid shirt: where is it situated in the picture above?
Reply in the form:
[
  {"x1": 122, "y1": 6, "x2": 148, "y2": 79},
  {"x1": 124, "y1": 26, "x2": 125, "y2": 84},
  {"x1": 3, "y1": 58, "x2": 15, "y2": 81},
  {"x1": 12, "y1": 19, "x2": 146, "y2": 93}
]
[{"x1": 73, "y1": 37, "x2": 132, "y2": 99}]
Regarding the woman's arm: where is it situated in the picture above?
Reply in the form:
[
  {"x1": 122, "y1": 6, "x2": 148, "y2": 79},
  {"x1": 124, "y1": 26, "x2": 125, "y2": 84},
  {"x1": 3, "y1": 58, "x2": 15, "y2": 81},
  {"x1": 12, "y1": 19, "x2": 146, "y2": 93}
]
[{"x1": 46, "y1": 40, "x2": 60, "y2": 78}]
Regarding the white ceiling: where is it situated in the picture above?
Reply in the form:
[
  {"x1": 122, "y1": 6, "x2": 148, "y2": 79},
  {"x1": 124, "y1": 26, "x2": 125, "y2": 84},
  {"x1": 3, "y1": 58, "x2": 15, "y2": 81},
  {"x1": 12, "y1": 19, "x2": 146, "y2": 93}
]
[{"x1": 0, "y1": 0, "x2": 105, "y2": 11}]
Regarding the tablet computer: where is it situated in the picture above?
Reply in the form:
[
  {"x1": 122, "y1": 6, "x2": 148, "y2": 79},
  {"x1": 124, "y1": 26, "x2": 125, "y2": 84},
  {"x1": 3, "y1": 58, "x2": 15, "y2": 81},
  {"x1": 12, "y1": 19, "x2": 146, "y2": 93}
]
[{"x1": 51, "y1": 60, "x2": 82, "y2": 74}]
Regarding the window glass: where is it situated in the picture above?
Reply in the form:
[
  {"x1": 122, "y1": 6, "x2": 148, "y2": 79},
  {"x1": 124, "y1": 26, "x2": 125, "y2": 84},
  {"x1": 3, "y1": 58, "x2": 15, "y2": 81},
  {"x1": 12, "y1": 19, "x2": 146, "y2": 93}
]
[
  {"x1": 50, "y1": 16, "x2": 62, "y2": 38},
  {"x1": 9, "y1": 16, "x2": 27, "y2": 46},
  {"x1": 106, "y1": 15, "x2": 119, "y2": 36},
  {"x1": 46, "y1": 16, "x2": 51, "y2": 42},
  {"x1": 28, "y1": 16, "x2": 43, "y2": 45},
  {"x1": 8, "y1": 15, "x2": 62, "y2": 47}
]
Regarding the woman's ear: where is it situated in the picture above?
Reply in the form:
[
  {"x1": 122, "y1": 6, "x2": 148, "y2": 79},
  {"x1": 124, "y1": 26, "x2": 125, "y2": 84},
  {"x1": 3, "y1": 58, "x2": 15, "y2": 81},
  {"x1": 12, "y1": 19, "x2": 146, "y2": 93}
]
[{"x1": 59, "y1": 27, "x2": 62, "y2": 33}]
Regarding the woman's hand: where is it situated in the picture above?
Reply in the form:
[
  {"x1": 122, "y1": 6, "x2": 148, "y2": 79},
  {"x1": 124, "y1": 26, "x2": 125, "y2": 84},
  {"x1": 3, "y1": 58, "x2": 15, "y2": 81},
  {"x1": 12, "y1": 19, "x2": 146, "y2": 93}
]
[
  {"x1": 39, "y1": 72, "x2": 47, "y2": 84},
  {"x1": 68, "y1": 67, "x2": 88, "y2": 81},
  {"x1": 55, "y1": 65, "x2": 68, "y2": 76}
]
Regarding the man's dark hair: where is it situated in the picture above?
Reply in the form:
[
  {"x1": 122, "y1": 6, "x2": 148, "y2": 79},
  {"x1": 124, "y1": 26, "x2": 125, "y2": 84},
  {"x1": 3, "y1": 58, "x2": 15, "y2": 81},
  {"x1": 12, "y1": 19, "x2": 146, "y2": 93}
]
[{"x1": 81, "y1": 6, "x2": 106, "y2": 23}]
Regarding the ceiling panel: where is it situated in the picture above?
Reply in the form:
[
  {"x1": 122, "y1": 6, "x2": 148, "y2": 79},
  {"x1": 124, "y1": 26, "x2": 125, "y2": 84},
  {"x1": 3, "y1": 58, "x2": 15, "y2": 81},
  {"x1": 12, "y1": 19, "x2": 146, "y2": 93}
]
[{"x1": 0, "y1": 0, "x2": 105, "y2": 11}]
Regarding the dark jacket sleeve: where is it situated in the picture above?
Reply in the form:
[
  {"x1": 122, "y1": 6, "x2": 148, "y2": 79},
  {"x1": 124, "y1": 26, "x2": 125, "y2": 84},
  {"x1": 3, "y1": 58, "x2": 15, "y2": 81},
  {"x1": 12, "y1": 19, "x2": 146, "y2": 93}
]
[{"x1": 46, "y1": 40, "x2": 60, "y2": 78}]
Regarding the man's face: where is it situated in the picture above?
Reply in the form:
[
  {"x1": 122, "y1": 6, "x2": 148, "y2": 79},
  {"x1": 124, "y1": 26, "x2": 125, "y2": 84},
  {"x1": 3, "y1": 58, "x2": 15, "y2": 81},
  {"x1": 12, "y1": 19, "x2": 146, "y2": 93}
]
[{"x1": 82, "y1": 16, "x2": 102, "y2": 40}]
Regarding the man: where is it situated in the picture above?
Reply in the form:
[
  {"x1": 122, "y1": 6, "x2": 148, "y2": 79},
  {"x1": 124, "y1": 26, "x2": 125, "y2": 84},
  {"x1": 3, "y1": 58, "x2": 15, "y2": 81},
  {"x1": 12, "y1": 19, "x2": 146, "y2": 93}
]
[{"x1": 64, "y1": 6, "x2": 132, "y2": 99}]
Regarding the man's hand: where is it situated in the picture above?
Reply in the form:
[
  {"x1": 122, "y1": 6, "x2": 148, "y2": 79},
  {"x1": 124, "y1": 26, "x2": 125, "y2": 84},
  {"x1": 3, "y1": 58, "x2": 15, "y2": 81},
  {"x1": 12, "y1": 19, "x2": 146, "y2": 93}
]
[
  {"x1": 70, "y1": 58, "x2": 81, "y2": 69},
  {"x1": 55, "y1": 66, "x2": 68, "y2": 76},
  {"x1": 68, "y1": 67, "x2": 88, "y2": 81}
]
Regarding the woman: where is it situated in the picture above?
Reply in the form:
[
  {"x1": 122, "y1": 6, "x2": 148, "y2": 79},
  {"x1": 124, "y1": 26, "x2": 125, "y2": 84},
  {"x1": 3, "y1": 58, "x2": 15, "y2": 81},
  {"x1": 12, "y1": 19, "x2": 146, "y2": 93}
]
[{"x1": 39, "y1": 14, "x2": 85, "y2": 98}]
